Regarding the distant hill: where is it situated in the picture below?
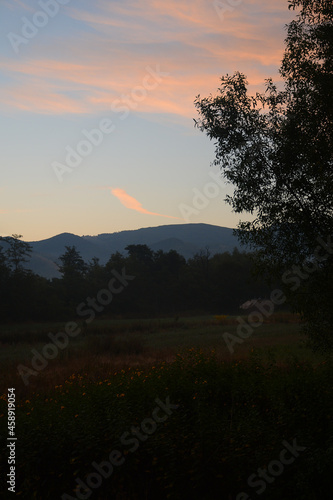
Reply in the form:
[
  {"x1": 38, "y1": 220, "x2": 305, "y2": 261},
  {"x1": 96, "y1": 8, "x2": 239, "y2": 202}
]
[{"x1": 10, "y1": 224, "x2": 244, "y2": 279}]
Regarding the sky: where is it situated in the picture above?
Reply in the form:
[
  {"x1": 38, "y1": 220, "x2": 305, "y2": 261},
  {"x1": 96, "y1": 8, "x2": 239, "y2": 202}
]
[{"x1": 0, "y1": 0, "x2": 295, "y2": 242}]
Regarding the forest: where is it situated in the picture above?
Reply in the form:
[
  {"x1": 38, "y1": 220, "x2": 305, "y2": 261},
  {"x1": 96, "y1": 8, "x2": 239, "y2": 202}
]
[{"x1": 0, "y1": 234, "x2": 274, "y2": 322}]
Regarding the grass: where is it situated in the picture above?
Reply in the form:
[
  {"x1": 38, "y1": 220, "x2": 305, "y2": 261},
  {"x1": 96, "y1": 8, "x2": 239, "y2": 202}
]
[
  {"x1": 0, "y1": 314, "x2": 308, "y2": 398},
  {"x1": 0, "y1": 314, "x2": 332, "y2": 499}
]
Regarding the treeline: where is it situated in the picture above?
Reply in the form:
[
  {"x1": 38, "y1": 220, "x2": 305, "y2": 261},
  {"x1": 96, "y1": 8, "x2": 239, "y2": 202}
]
[{"x1": 0, "y1": 235, "x2": 275, "y2": 322}]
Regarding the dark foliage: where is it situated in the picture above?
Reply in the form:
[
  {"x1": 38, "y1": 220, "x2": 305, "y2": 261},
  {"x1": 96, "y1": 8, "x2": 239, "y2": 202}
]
[
  {"x1": 194, "y1": 0, "x2": 333, "y2": 350},
  {"x1": 0, "y1": 241, "x2": 273, "y2": 323}
]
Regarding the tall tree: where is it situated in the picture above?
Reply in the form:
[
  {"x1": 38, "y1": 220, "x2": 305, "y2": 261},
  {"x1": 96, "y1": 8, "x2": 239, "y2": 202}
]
[
  {"x1": 58, "y1": 246, "x2": 87, "y2": 278},
  {"x1": 0, "y1": 247, "x2": 10, "y2": 318},
  {"x1": 58, "y1": 246, "x2": 87, "y2": 307},
  {"x1": 153, "y1": 249, "x2": 187, "y2": 314},
  {"x1": 0, "y1": 234, "x2": 32, "y2": 273},
  {"x1": 194, "y1": 0, "x2": 333, "y2": 349},
  {"x1": 0, "y1": 235, "x2": 37, "y2": 320}
]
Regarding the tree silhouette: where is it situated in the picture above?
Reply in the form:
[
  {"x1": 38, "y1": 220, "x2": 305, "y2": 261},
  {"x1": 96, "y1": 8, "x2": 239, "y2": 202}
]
[
  {"x1": 194, "y1": 0, "x2": 333, "y2": 349},
  {"x1": 0, "y1": 234, "x2": 32, "y2": 273},
  {"x1": 58, "y1": 246, "x2": 87, "y2": 307}
]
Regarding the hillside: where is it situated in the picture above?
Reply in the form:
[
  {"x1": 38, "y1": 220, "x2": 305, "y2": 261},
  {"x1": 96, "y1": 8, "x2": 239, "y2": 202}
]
[{"x1": 22, "y1": 223, "x2": 243, "y2": 278}]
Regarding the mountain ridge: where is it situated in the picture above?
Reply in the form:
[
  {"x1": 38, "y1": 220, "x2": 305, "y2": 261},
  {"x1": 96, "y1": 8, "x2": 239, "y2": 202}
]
[{"x1": 15, "y1": 223, "x2": 243, "y2": 279}]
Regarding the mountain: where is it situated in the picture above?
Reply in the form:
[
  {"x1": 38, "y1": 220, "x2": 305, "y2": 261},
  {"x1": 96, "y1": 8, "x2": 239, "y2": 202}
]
[{"x1": 22, "y1": 223, "x2": 243, "y2": 279}]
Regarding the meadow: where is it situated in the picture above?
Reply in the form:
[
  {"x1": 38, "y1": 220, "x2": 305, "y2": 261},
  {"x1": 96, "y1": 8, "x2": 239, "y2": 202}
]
[{"x1": 0, "y1": 314, "x2": 332, "y2": 499}]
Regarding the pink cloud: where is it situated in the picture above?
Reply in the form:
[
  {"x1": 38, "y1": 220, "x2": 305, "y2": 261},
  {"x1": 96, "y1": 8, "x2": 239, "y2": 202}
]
[
  {"x1": 1, "y1": 86, "x2": 87, "y2": 115},
  {"x1": 111, "y1": 188, "x2": 181, "y2": 219},
  {"x1": 0, "y1": 1, "x2": 293, "y2": 117}
]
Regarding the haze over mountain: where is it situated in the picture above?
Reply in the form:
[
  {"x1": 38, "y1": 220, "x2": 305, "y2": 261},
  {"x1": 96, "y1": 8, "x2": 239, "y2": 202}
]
[{"x1": 25, "y1": 223, "x2": 243, "y2": 279}]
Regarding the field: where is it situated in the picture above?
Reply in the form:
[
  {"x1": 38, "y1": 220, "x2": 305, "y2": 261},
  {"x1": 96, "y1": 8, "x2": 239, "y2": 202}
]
[{"x1": 1, "y1": 314, "x2": 333, "y2": 499}]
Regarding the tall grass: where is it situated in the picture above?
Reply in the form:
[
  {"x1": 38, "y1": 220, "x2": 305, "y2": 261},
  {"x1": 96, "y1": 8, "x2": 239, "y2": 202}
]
[{"x1": 1, "y1": 349, "x2": 332, "y2": 499}]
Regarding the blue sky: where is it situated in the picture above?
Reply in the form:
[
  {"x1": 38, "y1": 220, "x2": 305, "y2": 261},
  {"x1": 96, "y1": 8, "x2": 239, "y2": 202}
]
[{"x1": 0, "y1": 0, "x2": 295, "y2": 241}]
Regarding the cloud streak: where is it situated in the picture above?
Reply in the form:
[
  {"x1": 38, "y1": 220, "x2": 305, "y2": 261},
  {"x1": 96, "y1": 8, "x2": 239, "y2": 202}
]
[
  {"x1": 0, "y1": 0, "x2": 293, "y2": 117},
  {"x1": 111, "y1": 188, "x2": 181, "y2": 219}
]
